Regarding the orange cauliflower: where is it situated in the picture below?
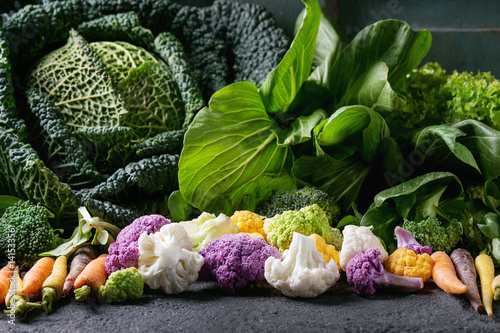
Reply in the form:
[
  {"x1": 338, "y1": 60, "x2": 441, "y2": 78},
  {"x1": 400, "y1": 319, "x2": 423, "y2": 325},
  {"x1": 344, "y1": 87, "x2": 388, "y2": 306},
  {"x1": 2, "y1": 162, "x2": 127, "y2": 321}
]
[
  {"x1": 230, "y1": 210, "x2": 266, "y2": 241},
  {"x1": 309, "y1": 234, "x2": 341, "y2": 272},
  {"x1": 384, "y1": 248, "x2": 433, "y2": 282}
]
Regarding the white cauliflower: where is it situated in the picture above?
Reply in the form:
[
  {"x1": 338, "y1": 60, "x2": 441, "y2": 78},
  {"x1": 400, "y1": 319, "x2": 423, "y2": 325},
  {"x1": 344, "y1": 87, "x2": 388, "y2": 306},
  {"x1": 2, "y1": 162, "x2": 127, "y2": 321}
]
[
  {"x1": 339, "y1": 225, "x2": 388, "y2": 270},
  {"x1": 179, "y1": 212, "x2": 240, "y2": 251},
  {"x1": 264, "y1": 232, "x2": 340, "y2": 298},
  {"x1": 138, "y1": 224, "x2": 204, "y2": 294}
]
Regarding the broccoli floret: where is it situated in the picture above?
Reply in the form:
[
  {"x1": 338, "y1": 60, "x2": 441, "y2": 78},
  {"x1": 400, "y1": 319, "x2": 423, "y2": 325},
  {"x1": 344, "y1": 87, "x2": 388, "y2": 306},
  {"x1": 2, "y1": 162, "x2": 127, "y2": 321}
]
[
  {"x1": 263, "y1": 204, "x2": 343, "y2": 253},
  {"x1": 259, "y1": 186, "x2": 341, "y2": 225},
  {"x1": 98, "y1": 267, "x2": 144, "y2": 303},
  {"x1": 464, "y1": 182, "x2": 500, "y2": 210},
  {"x1": 0, "y1": 201, "x2": 57, "y2": 266},
  {"x1": 402, "y1": 216, "x2": 463, "y2": 254}
]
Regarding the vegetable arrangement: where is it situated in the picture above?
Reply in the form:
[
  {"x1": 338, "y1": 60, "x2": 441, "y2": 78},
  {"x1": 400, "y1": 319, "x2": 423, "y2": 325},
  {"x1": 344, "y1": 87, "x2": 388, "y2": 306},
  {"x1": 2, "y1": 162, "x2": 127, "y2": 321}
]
[{"x1": 1, "y1": 0, "x2": 500, "y2": 322}]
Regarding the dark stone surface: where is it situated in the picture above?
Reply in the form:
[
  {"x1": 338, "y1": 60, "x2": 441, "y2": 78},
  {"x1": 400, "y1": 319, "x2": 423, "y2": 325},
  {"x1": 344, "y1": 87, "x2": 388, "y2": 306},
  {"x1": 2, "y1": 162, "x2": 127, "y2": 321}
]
[{"x1": 5, "y1": 276, "x2": 500, "y2": 333}]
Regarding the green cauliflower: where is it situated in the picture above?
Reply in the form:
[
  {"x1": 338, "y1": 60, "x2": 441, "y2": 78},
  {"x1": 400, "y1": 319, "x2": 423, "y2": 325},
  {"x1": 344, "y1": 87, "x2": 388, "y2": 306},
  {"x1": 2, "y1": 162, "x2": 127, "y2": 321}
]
[
  {"x1": 259, "y1": 186, "x2": 341, "y2": 225},
  {"x1": 263, "y1": 204, "x2": 343, "y2": 253},
  {"x1": 98, "y1": 267, "x2": 144, "y2": 303},
  {"x1": 402, "y1": 216, "x2": 463, "y2": 253},
  {"x1": 0, "y1": 200, "x2": 57, "y2": 266}
]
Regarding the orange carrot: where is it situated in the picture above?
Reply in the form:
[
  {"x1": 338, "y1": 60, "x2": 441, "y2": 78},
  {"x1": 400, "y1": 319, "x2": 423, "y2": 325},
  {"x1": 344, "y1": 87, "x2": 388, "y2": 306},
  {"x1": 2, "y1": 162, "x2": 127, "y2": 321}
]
[
  {"x1": 41, "y1": 256, "x2": 68, "y2": 314},
  {"x1": 0, "y1": 261, "x2": 15, "y2": 304},
  {"x1": 21, "y1": 257, "x2": 55, "y2": 294},
  {"x1": 73, "y1": 254, "x2": 108, "y2": 301},
  {"x1": 431, "y1": 251, "x2": 468, "y2": 294},
  {"x1": 4, "y1": 267, "x2": 41, "y2": 317}
]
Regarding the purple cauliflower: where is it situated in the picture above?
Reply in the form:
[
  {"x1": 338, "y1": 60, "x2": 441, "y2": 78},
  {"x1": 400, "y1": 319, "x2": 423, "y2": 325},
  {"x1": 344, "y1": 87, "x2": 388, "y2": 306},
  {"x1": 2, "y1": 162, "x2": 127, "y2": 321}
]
[
  {"x1": 105, "y1": 214, "x2": 170, "y2": 275},
  {"x1": 346, "y1": 248, "x2": 424, "y2": 296},
  {"x1": 198, "y1": 234, "x2": 282, "y2": 293},
  {"x1": 395, "y1": 226, "x2": 432, "y2": 255}
]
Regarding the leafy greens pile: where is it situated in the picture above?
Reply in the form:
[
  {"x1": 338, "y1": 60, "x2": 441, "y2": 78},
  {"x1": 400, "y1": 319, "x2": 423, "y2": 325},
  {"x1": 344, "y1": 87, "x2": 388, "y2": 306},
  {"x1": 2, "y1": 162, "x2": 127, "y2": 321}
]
[
  {"x1": 178, "y1": 0, "x2": 500, "y2": 260},
  {"x1": 0, "y1": 0, "x2": 289, "y2": 229}
]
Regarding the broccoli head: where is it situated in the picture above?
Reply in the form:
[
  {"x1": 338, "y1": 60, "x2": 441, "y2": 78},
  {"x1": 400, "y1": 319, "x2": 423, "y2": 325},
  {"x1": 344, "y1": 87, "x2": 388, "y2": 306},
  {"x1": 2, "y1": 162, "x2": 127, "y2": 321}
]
[
  {"x1": 263, "y1": 204, "x2": 343, "y2": 253},
  {"x1": 402, "y1": 216, "x2": 463, "y2": 254},
  {"x1": 0, "y1": 200, "x2": 57, "y2": 266},
  {"x1": 258, "y1": 186, "x2": 341, "y2": 225},
  {"x1": 98, "y1": 267, "x2": 144, "y2": 303}
]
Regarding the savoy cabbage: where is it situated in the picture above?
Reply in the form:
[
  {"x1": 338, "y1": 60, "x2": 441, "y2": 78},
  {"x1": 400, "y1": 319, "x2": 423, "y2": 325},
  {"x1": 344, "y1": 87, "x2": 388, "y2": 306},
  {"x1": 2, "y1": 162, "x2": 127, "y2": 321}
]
[{"x1": 0, "y1": 0, "x2": 289, "y2": 228}]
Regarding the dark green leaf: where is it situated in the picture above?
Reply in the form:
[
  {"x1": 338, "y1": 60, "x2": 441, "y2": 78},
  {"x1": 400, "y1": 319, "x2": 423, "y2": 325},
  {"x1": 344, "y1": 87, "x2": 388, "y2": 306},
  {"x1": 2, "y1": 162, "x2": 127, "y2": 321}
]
[
  {"x1": 0, "y1": 195, "x2": 23, "y2": 216},
  {"x1": 327, "y1": 20, "x2": 432, "y2": 108},
  {"x1": 336, "y1": 61, "x2": 405, "y2": 112},
  {"x1": 412, "y1": 120, "x2": 500, "y2": 181},
  {"x1": 374, "y1": 171, "x2": 463, "y2": 208},
  {"x1": 167, "y1": 190, "x2": 193, "y2": 222},
  {"x1": 478, "y1": 212, "x2": 500, "y2": 239},
  {"x1": 273, "y1": 109, "x2": 328, "y2": 146},
  {"x1": 316, "y1": 106, "x2": 371, "y2": 146},
  {"x1": 336, "y1": 214, "x2": 359, "y2": 229},
  {"x1": 413, "y1": 124, "x2": 480, "y2": 173},
  {"x1": 292, "y1": 154, "x2": 370, "y2": 210},
  {"x1": 259, "y1": 0, "x2": 321, "y2": 114},
  {"x1": 316, "y1": 105, "x2": 390, "y2": 163}
]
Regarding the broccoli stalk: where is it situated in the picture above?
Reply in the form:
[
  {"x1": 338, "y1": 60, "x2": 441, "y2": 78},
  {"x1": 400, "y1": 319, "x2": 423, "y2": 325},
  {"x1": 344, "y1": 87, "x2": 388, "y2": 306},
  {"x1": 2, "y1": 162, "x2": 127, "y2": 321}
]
[{"x1": 346, "y1": 248, "x2": 424, "y2": 296}]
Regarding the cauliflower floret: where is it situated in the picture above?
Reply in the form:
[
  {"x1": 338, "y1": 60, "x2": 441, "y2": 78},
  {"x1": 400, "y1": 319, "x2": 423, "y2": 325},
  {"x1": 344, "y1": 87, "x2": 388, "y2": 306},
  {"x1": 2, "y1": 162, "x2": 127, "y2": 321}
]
[
  {"x1": 179, "y1": 212, "x2": 240, "y2": 251},
  {"x1": 339, "y1": 225, "x2": 388, "y2": 271},
  {"x1": 309, "y1": 233, "x2": 341, "y2": 272},
  {"x1": 138, "y1": 224, "x2": 204, "y2": 294},
  {"x1": 105, "y1": 214, "x2": 170, "y2": 275},
  {"x1": 98, "y1": 267, "x2": 144, "y2": 303},
  {"x1": 384, "y1": 248, "x2": 433, "y2": 282},
  {"x1": 264, "y1": 232, "x2": 340, "y2": 298},
  {"x1": 263, "y1": 204, "x2": 342, "y2": 253},
  {"x1": 198, "y1": 233, "x2": 281, "y2": 293},
  {"x1": 230, "y1": 210, "x2": 267, "y2": 240}
]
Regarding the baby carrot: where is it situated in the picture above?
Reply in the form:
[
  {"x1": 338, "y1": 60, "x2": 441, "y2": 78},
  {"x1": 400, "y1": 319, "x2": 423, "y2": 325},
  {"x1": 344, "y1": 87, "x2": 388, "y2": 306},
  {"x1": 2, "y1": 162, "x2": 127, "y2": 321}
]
[
  {"x1": 73, "y1": 254, "x2": 108, "y2": 301},
  {"x1": 431, "y1": 251, "x2": 468, "y2": 294},
  {"x1": 21, "y1": 257, "x2": 55, "y2": 295},
  {"x1": 475, "y1": 252, "x2": 495, "y2": 316},
  {"x1": 63, "y1": 246, "x2": 98, "y2": 294},
  {"x1": 41, "y1": 256, "x2": 68, "y2": 314},
  {"x1": 4, "y1": 267, "x2": 41, "y2": 317},
  {"x1": 0, "y1": 261, "x2": 15, "y2": 304},
  {"x1": 450, "y1": 248, "x2": 484, "y2": 313}
]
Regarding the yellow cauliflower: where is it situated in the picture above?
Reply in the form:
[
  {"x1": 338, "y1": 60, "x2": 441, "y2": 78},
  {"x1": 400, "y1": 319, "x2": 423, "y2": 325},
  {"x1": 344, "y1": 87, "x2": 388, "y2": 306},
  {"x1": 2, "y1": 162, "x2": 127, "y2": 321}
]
[
  {"x1": 230, "y1": 210, "x2": 266, "y2": 241},
  {"x1": 309, "y1": 234, "x2": 341, "y2": 272},
  {"x1": 384, "y1": 248, "x2": 433, "y2": 282}
]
